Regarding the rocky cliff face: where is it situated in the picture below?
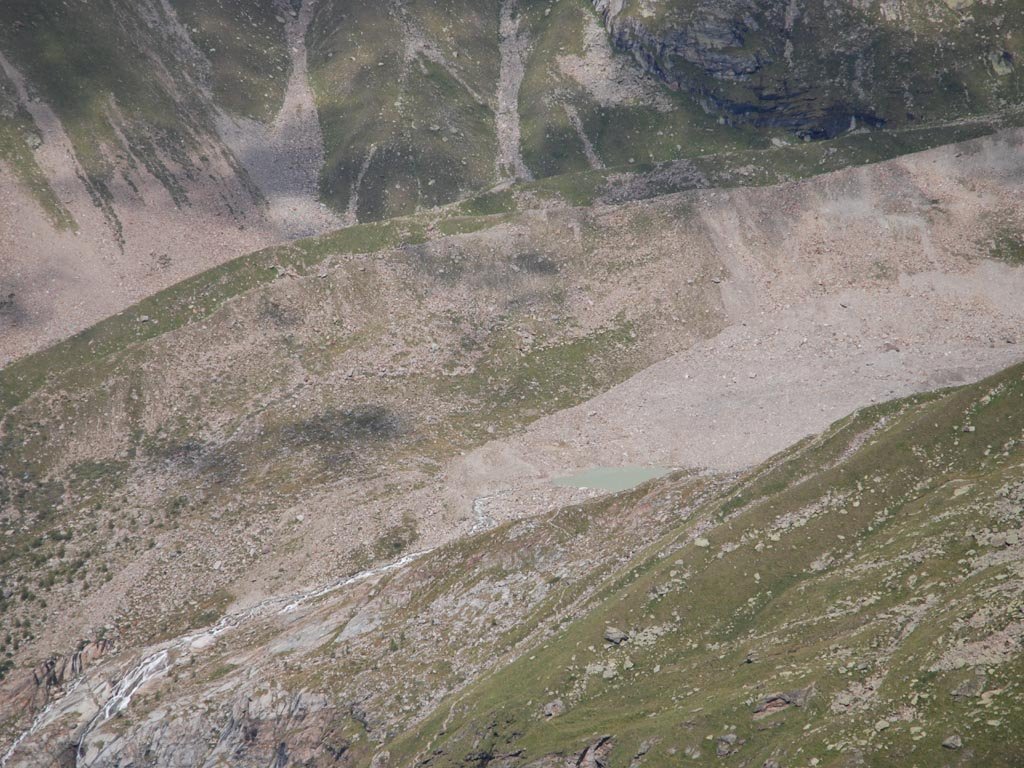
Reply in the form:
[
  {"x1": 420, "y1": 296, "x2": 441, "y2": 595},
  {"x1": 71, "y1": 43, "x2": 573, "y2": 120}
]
[
  {"x1": 593, "y1": 0, "x2": 1024, "y2": 138},
  {"x1": 4, "y1": 640, "x2": 110, "y2": 717}
]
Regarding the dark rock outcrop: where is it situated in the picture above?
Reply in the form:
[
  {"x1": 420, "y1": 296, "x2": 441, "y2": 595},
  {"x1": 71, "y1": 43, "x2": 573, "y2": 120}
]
[
  {"x1": 752, "y1": 684, "x2": 815, "y2": 719},
  {"x1": 592, "y1": 0, "x2": 1021, "y2": 138}
]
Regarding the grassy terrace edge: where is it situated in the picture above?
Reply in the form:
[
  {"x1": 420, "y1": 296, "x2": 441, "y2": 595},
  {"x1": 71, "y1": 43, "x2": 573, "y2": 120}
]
[
  {"x1": 0, "y1": 216, "x2": 434, "y2": 412},
  {"x1": 1, "y1": 115, "x2": 1015, "y2": 414}
]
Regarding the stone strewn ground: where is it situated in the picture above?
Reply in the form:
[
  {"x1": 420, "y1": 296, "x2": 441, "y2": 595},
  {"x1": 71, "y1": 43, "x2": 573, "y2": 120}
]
[{"x1": 3, "y1": 357, "x2": 1023, "y2": 767}]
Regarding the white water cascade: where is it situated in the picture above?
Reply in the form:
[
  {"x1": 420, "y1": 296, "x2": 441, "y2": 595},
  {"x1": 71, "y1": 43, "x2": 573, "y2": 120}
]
[{"x1": 2, "y1": 550, "x2": 432, "y2": 768}]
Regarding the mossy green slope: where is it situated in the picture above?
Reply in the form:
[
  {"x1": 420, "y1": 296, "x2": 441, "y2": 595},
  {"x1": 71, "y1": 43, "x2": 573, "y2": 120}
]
[
  {"x1": 1, "y1": 0, "x2": 1020, "y2": 229},
  {"x1": 0, "y1": 67, "x2": 73, "y2": 229},
  {"x1": 304, "y1": 0, "x2": 776, "y2": 220},
  {"x1": 515, "y1": 0, "x2": 759, "y2": 176},
  {"x1": 308, "y1": 0, "x2": 503, "y2": 221},
  {"x1": 383, "y1": 363, "x2": 1024, "y2": 767},
  {"x1": 168, "y1": 0, "x2": 292, "y2": 123},
  {"x1": 0, "y1": 0, "x2": 287, "y2": 232},
  {"x1": 306, "y1": 0, "x2": 1022, "y2": 223}
]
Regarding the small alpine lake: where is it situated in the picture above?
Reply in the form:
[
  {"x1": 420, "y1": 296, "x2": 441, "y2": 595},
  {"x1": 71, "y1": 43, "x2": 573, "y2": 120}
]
[{"x1": 552, "y1": 465, "x2": 671, "y2": 493}]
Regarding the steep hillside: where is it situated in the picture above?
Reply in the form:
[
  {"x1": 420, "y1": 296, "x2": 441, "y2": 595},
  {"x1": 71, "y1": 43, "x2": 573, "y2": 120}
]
[
  {"x1": 0, "y1": 0, "x2": 292, "y2": 364},
  {"x1": 3, "y1": 332, "x2": 1023, "y2": 767},
  {"x1": 304, "y1": 0, "x2": 1024, "y2": 221},
  {"x1": 0, "y1": 0, "x2": 297, "y2": 217},
  {"x1": 304, "y1": 0, "x2": 761, "y2": 219},
  {"x1": 2, "y1": 0, "x2": 1022, "y2": 363},
  {"x1": 385, "y1": 359, "x2": 1024, "y2": 768},
  {"x1": 2, "y1": 3, "x2": 1024, "y2": 764},
  {"x1": 0, "y1": 127, "x2": 1023, "y2": 765},
  {"x1": 594, "y1": 0, "x2": 1024, "y2": 137}
]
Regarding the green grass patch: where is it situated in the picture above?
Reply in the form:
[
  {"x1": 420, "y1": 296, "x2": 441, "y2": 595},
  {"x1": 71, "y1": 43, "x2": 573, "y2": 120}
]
[
  {"x1": 989, "y1": 229, "x2": 1024, "y2": 265},
  {"x1": 168, "y1": 0, "x2": 290, "y2": 122}
]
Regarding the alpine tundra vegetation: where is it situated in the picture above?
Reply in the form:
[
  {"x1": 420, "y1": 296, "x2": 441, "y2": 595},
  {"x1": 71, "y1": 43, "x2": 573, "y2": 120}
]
[{"x1": 0, "y1": 0, "x2": 1023, "y2": 766}]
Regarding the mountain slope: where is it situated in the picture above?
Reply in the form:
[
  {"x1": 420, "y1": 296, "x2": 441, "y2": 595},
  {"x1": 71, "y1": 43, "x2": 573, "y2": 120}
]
[
  {"x1": 2, "y1": 0, "x2": 1022, "y2": 364},
  {"x1": 3, "y1": 337, "x2": 1023, "y2": 767},
  {"x1": 2, "y1": 3, "x2": 1024, "y2": 764},
  {"x1": 0, "y1": 0, "x2": 290, "y2": 365},
  {"x1": 595, "y1": 0, "x2": 1024, "y2": 137},
  {"x1": 385, "y1": 360, "x2": 1024, "y2": 768},
  {"x1": 0, "y1": 126, "x2": 1023, "y2": 764}
]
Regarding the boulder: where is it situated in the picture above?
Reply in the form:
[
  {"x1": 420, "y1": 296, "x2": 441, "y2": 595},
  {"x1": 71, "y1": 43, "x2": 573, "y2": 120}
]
[
  {"x1": 542, "y1": 699, "x2": 564, "y2": 719},
  {"x1": 753, "y1": 684, "x2": 814, "y2": 719},
  {"x1": 604, "y1": 627, "x2": 629, "y2": 645}
]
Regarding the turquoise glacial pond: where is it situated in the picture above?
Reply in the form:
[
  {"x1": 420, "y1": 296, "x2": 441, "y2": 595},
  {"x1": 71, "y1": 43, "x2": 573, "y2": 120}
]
[{"x1": 552, "y1": 466, "x2": 670, "y2": 493}]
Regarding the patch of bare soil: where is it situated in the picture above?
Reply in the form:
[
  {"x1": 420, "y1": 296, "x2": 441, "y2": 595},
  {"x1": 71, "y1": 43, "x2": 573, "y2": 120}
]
[
  {"x1": 496, "y1": 0, "x2": 533, "y2": 181},
  {"x1": 446, "y1": 130, "x2": 1024, "y2": 518}
]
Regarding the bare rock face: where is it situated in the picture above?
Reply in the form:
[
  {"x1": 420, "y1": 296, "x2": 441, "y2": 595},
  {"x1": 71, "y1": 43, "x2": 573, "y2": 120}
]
[
  {"x1": 575, "y1": 735, "x2": 615, "y2": 768},
  {"x1": 942, "y1": 734, "x2": 963, "y2": 750},
  {"x1": 542, "y1": 699, "x2": 565, "y2": 719},
  {"x1": 5, "y1": 639, "x2": 111, "y2": 716},
  {"x1": 752, "y1": 684, "x2": 815, "y2": 719},
  {"x1": 88, "y1": 688, "x2": 350, "y2": 767},
  {"x1": 592, "y1": 0, "x2": 1023, "y2": 137},
  {"x1": 603, "y1": 627, "x2": 629, "y2": 645}
]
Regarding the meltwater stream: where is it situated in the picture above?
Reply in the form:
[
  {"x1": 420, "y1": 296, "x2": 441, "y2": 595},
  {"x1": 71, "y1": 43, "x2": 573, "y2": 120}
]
[
  {"x1": 0, "y1": 678, "x2": 84, "y2": 768},
  {"x1": 1, "y1": 550, "x2": 432, "y2": 768}
]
